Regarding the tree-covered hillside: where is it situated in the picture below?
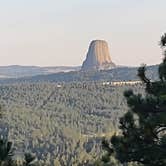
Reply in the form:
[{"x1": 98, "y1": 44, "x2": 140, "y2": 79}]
[{"x1": 0, "y1": 82, "x2": 144, "y2": 165}]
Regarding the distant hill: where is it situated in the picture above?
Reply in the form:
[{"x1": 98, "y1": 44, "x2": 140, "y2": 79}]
[
  {"x1": 0, "y1": 65, "x2": 159, "y2": 84},
  {"x1": 0, "y1": 65, "x2": 80, "y2": 78}
]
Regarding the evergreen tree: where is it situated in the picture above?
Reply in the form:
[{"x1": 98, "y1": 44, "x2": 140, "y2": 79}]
[
  {"x1": 24, "y1": 153, "x2": 37, "y2": 166},
  {"x1": 101, "y1": 34, "x2": 166, "y2": 166},
  {"x1": 0, "y1": 138, "x2": 13, "y2": 165},
  {"x1": 0, "y1": 105, "x2": 13, "y2": 166}
]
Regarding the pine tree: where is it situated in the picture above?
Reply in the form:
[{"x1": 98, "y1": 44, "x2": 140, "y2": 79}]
[
  {"x1": 0, "y1": 138, "x2": 13, "y2": 165},
  {"x1": 24, "y1": 153, "x2": 37, "y2": 166},
  {"x1": 0, "y1": 105, "x2": 13, "y2": 166},
  {"x1": 101, "y1": 34, "x2": 166, "y2": 166}
]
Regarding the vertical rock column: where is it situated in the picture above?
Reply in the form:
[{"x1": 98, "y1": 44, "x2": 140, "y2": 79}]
[{"x1": 81, "y1": 40, "x2": 116, "y2": 71}]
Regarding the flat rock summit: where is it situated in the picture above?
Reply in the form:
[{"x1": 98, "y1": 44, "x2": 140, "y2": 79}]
[{"x1": 81, "y1": 40, "x2": 116, "y2": 71}]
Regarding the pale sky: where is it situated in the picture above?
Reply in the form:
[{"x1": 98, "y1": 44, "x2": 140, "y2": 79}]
[{"x1": 0, "y1": 0, "x2": 166, "y2": 67}]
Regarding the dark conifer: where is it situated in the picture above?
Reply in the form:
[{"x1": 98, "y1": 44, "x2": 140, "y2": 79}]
[{"x1": 102, "y1": 34, "x2": 166, "y2": 166}]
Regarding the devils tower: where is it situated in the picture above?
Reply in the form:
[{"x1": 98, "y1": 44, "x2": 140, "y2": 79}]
[{"x1": 81, "y1": 40, "x2": 116, "y2": 71}]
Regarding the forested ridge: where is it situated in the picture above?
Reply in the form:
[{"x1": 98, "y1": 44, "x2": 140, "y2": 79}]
[
  {"x1": 0, "y1": 82, "x2": 144, "y2": 165},
  {"x1": 0, "y1": 65, "x2": 158, "y2": 84}
]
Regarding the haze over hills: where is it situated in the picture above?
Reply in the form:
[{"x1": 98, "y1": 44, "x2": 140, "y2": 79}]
[
  {"x1": 0, "y1": 40, "x2": 116, "y2": 78},
  {"x1": 0, "y1": 40, "x2": 159, "y2": 83},
  {"x1": 0, "y1": 65, "x2": 81, "y2": 78},
  {"x1": 0, "y1": 65, "x2": 159, "y2": 84}
]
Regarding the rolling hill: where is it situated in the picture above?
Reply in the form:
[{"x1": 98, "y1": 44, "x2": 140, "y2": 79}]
[{"x1": 0, "y1": 65, "x2": 159, "y2": 84}]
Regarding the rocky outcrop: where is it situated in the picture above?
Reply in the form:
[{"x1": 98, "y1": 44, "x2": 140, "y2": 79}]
[{"x1": 81, "y1": 40, "x2": 116, "y2": 71}]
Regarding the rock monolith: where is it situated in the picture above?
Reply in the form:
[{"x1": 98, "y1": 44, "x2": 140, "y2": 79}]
[{"x1": 81, "y1": 40, "x2": 115, "y2": 70}]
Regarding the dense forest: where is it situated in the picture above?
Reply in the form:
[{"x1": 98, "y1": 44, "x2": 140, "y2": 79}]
[{"x1": 0, "y1": 82, "x2": 145, "y2": 165}]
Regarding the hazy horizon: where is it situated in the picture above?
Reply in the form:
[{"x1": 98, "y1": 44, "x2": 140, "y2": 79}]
[{"x1": 0, "y1": 0, "x2": 166, "y2": 67}]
